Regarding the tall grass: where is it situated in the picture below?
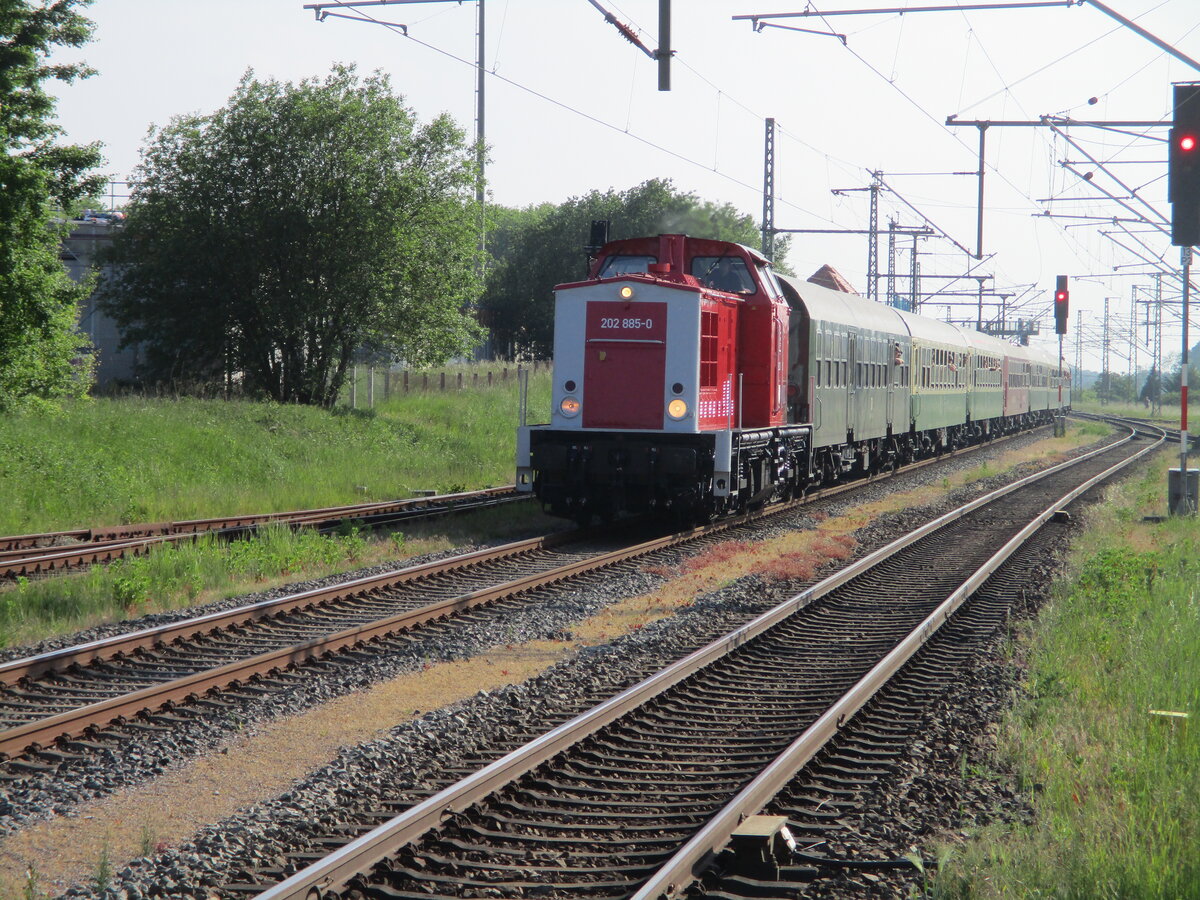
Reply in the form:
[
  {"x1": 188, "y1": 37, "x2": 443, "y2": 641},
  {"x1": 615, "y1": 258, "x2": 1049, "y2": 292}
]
[
  {"x1": 934, "y1": 453, "x2": 1200, "y2": 898},
  {"x1": 0, "y1": 526, "x2": 369, "y2": 648},
  {"x1": 0, "y1": 370, "x2": 551, "y2": 535},
  {"x1": 0, "y1": 503, "x2": 559, "y2": 650}
]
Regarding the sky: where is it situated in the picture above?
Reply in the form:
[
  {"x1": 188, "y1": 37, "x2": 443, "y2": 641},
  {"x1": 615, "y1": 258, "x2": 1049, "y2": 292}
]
[{"x1": 46, "y1": 0, "x2": 1200, "y2": 372}]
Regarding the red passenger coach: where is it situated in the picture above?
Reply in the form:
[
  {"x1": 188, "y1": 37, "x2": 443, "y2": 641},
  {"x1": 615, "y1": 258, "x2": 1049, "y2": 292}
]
[{"x1": 517, "y1": 234, "x2": 809, "y2": 524}]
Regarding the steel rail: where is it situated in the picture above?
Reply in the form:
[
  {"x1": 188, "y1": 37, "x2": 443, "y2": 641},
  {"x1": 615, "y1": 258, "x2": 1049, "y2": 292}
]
[
  {"x1": 632, "y1": 424, "x2": 1164, "y2": 899},
  {"x1": 0, "y1": 533, "x2": 570, "y2": 686},
  {"x1": 0, "y1": 426, "x2": 1039, "y2": 686},
  {"x1": 254, "y1": 425, "x2": 1142, "y2": 900},
  {"x1": 1072, "y1": 410, "x2": 1196, "y2": 447},
  {"x1": 0, "y1": 514, "x2": 767, "y2": 759},
  {"x1": 0, "y1": 425, "x2": 1063, "y2": 764},
  {"x1": 0, "y1": 486, "x2": 521, "y2": 576}
]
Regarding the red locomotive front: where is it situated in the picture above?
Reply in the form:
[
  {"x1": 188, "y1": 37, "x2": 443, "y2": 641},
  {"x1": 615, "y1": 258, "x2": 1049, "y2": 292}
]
[{"x1": 517, "y1": 234, "x2": 807, "y2": 524}]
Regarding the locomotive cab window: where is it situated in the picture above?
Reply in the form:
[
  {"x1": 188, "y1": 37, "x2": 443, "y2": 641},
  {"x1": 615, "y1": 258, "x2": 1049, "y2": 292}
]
[
  {"x1": 598, "y1": 255, "x2": 656, "y2": 277},
  {"x1": 692, "y1": 256, "x2": 754, "y2": 294}
]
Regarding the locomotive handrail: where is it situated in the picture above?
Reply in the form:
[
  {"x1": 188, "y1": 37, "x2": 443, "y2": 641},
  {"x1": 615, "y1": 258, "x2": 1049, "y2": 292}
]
[{"x1": 584, "y1": 338, "x2": 665, "y2": 344}]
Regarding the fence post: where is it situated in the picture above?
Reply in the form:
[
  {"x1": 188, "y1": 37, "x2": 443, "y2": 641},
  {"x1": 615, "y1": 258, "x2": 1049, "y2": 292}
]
[
  {"x1": 457, "y1": 372, "x2": 463, "y2": 390},
  {"x1": 488, "y1": 371, "x2": 493, "y2": 386},
  {"x1": 384, "y1": 370, "x2": 391, "y2": 401},
  {"x1": 350, "y1": 365, "x2": 357, "y2": 408},
  {"x1": 440, "y1": 372, "x2": 446, "y2": 391},
  {"x1": 503, "y1": 367, "x2": 508, "y2": 381},
  {"x1": 368, "y1": 366, "x2": 375, "y2": 408},
  {"x1": 404, "y1": 371, "x2": 410, "y2": 393},
  {"x1": 473, "y1": 372, "x2": 478, "y2": 388}
]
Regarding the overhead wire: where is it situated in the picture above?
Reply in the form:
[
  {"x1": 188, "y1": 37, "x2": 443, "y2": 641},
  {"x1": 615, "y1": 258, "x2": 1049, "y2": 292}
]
[
  {"x1": 316, "y1": 2, "x2": 837, "y2": 225},
  {"x1": 800, "y1": 3, "x2": 1150, "y2": 291}
]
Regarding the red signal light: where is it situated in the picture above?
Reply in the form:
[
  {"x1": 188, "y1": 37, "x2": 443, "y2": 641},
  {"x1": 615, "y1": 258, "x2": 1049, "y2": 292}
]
[
  {"x1": 1055, "y1": 290, "x2": 1067, "y2": 302},
  {"x1": 1182, "y1": 134, "x2": 1198, "y2": 153}
]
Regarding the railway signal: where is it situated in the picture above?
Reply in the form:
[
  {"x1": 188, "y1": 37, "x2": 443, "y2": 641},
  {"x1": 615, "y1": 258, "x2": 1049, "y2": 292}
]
[
  {"x1": 1053, "y1": 276, "x2": 1069, "y2": 335},
  {"x1": 1170, "y1": 84, "x2": 1200, "y2": 247}
]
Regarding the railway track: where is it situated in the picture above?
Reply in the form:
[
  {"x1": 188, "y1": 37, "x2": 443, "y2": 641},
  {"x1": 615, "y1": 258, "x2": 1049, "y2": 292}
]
[
  {"x1": 0, "y1": 486, "x2": 523, "y2": 580},
  {"x1": 235, "y1": 421, "x2": 1159, "y2": 900},
  {"x1": 1072, "y1": 409, "x2": 1197, "y2": 446},
  {"x1": 0, "y1": 426, "x2": 1055, "y2": 772}
]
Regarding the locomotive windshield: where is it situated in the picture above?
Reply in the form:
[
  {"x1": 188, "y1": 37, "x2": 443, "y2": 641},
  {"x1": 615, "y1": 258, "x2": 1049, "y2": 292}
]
[
  {"x1": 597, "y1": 254, "x2": 655, "y2": 277},
  {"x1": 691, "y1": 256, "x2": 754, "y2": 294}
]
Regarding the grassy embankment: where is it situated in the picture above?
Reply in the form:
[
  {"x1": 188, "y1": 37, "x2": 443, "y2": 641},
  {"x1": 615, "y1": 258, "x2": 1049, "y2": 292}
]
[
  {"x1": 933, "y1": 447, "x2": 1200, "y2": 898},
  {"x1": 1072, "y1": 391, "x2": 1196, "y2": 425},
  {"x1": 0, "y1": 369, "x2": 555, "y2": 649}
]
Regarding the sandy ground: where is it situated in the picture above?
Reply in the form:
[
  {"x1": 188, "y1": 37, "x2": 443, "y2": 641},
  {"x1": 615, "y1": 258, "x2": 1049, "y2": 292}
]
[{"x1": 0, "y1": 428, "x2": 1095, "y2": 896}]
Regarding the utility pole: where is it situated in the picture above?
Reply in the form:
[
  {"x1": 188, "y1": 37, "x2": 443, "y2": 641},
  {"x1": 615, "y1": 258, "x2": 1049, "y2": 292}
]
[
  {"x1": 1154, "y1": 273, "x2": 1164, "y2": 415},
  {"x1": 911, "y1": 235, "x2": 920, "y2": 313},
  {"x1": 1129, "y1": 285, "x2": 1137, "y2": 391},
  {"x1": 887, "y1": 220, "x2": 897, "y2": 307},
  {"x1": 587, "y1": 0, "x2": 673, "y2": 90},
  {"x1": 1074, "y1": 309, "x2": 1083, "y2": 386},
  {"x1": 1181, "y1": 246, "x2": 1193, "y2": 512},
  {"x1": 1102, "y1": 297, "x2": 1111, "y2": 405},
  {"x1": 867, "y1": 171, "x2": 881, "y2": 301},
  {"x1": 762, "y1": 117, "x2": 775, "y2": 259}
]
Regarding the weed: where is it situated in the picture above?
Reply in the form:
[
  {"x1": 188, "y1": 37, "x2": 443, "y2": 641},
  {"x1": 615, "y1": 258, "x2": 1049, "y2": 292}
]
[
  {"x1": 92, "y1": 846, "x2": 113, "y2": 893},
  {"x1": 140, "y1": 824, "x2": 156, "y2": 857},
  {"x1": 22, "y1": 866, "x2": 44, "y2": 900}
]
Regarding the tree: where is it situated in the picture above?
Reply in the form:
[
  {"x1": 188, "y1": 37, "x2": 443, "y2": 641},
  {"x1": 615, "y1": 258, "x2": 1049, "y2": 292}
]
[
  {"x1": 481, "y1": 179, "x2": 789, "y2": 358},
  {"x1": 102, "y1": 66, "x2": 483, "y2": 406},
  {"x1": 0, "y1": 0, "x2": 104, "y2": 410}
]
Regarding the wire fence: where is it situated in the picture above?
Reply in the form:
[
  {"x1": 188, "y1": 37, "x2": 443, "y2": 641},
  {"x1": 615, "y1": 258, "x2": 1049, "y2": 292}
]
[{"x1": 343, "y1": 361, "x2": 552, "y2": 408}]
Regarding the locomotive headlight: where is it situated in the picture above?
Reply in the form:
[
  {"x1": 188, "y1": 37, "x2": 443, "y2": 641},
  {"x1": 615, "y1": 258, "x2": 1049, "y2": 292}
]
[
  {"x1": 667, "y1": 398, "x2": 688, "y2": 419},
  {"x1": 559, "y1": 396, "x2": 581, "y2": 417},
  {"x1": 618, "y1": 285, "x2": 634, "y2": 300}
]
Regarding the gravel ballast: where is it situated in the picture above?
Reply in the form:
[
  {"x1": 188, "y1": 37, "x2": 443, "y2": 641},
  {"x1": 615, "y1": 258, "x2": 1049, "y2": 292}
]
[{"x1": 0, "y1": 428, "x2": 1125, "y2": 898}]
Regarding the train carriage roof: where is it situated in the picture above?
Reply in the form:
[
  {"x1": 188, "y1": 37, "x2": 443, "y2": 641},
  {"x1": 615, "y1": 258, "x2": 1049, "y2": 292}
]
[
  {"x1": 776, "y1": 274, "x2": 909, "y2": 337},
  {"x1": 893, "y1": 307, "x2": 971, "y2": 349},
  {"x1": 962, "y1": 329, "x2": 1018, "y2": 360}
]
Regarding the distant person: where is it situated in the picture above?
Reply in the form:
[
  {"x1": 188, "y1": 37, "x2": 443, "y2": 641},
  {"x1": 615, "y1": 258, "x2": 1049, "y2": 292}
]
[{"x1": 709, "y1": 257, "x2": 746, "y2": 293}]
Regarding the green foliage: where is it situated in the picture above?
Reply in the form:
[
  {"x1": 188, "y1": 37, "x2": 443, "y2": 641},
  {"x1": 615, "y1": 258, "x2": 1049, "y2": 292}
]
[
  {"x1": 91, "y1": 846, "x2": 112, "y2": 893},
  {"x1": 481, "y1": 178, "x2": 790, "y2": 357},
  {"x1": 101, "y1": 65, "x2": 483, "y2": 406},
  {"x1": 0, "y1": 371, "x2": 550, "y2": 535},
  {"x1": 933, "y1": 459, "x2": 1200, "y2": 899},
  {"x1": 1, "y1": 526, "x2": 377, "y2": 648},
  {"x1": 0, "y1": 0, "x2": 104, "y2": 410}
]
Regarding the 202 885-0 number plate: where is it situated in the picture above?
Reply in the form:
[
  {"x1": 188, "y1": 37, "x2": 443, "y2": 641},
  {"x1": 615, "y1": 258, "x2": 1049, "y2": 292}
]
[
  {"x1": 587, "y1": 301, "x2": 667, "y2": 343},
  {"x1": 600, "y1": 316, "x2": 654, "y2": 330}
]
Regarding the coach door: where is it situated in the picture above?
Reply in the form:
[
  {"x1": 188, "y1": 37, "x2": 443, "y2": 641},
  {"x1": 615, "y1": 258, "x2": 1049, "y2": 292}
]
[
  {"x1": 887, "y1": 340, "x2": 899, "y2": 430},
  {"x1": 847, "y1": 333, "x2": 857, "y2": 440}
]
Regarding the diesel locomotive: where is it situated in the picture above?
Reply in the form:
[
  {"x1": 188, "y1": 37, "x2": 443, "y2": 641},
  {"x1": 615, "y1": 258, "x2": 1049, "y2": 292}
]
[{"x1": 516, "y1": 233, "x2": 1070, "y2": 524}]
